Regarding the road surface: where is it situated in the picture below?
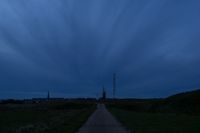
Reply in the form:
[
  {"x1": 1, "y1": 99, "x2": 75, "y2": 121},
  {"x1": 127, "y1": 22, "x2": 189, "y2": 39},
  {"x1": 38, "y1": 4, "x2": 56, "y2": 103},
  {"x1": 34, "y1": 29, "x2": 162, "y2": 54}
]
[{"x1": 77, "y1": 104, "x2": 130, "y2": 133}]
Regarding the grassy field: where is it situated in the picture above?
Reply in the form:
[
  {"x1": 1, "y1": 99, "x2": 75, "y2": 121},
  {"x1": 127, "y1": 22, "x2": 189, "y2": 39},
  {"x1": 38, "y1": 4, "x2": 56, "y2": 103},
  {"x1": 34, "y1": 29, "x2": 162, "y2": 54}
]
[
  {"x1": 110, "y1": 108, "x2": 200, "y2": 133},
  {"x1": 0, "y1": 101, "x2": 95, "y2": 133},
  {"x1": 107, "y1": 89, "x2": 200, "y2": 133}
]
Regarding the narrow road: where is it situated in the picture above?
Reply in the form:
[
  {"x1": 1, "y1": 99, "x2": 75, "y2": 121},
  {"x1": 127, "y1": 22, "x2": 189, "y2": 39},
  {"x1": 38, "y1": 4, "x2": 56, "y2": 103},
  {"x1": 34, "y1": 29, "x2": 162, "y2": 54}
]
[{"x1": 77, "y1": 104, "x2": 130, "y2": 133}]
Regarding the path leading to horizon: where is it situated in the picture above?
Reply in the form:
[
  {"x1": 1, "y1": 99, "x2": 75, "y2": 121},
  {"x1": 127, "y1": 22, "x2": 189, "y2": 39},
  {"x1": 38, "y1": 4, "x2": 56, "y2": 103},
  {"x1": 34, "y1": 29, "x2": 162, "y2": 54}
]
[{"x1": 77, "y1": 104, "x2": 130, "y2": 133}]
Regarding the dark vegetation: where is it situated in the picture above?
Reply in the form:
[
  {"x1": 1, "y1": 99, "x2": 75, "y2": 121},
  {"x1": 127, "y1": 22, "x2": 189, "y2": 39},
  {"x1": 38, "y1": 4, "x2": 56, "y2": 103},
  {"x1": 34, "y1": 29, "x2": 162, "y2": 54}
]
[
  {"x1": 107, "y1": 89, "x2": 200, "y2": 133},
  {"x1": 107, "y1": 89, "x2": 200, "y2": 114},
  {"x1": 0, "y1": 100, "x2": 96, "y2": 133},
  {"x1": 110, "y1": 109, "x2": 200, "y2": 133}
]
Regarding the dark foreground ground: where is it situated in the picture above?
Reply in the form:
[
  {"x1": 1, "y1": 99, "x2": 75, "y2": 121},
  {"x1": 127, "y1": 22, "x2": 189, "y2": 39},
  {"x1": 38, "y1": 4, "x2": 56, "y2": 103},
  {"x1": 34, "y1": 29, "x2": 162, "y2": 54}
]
[
  {"x1": 0, "y1": 101, "x2": 95, "y2": 133},
  {"x1": 107, "y1": 89, "x2": 200, "y2": 133},
  {"x1": 109, "y1": 108, "x2": 200, "y2": 133},
  {"x1": 1, "y1": 89, "x2": 200, "y2": 133}
]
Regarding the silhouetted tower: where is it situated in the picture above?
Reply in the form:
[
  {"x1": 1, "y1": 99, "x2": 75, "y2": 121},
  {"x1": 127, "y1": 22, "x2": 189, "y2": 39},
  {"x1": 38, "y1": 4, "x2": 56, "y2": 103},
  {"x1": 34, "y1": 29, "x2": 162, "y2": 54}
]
[
  {"x1": 47, "y1": 91, "x2": 50, "y2": 100},
  {"x1": 113, "y1": 73, "x2": 116, "y2": 99},
  {"x1": 102, "y1": 86, "x2": 106, "y2": 100}
]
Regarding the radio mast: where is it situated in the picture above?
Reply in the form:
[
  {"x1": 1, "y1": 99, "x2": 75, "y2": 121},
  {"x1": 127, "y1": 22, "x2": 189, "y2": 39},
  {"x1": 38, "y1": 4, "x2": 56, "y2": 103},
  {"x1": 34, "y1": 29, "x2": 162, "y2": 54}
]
[{"x1": 113, "y1": 73, "x2": 116, "y2": 99}]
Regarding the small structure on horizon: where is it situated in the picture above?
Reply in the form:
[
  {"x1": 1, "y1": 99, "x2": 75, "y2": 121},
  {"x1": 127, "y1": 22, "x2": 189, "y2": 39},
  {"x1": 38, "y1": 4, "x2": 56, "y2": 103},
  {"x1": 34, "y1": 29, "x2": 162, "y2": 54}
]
[{"x1": 101, "y1": 86, "x2": 106, "y2": 100}]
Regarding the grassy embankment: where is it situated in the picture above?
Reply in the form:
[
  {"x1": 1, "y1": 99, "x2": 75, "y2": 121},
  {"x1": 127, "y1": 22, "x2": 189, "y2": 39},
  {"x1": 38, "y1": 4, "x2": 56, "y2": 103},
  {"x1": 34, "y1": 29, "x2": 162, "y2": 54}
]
[
  {"x1": 0, "y1": 101, "x2": 96, "y2": 133},
  {"x1": 108, "y1": 89, "x2": 200, "y2": 133}
]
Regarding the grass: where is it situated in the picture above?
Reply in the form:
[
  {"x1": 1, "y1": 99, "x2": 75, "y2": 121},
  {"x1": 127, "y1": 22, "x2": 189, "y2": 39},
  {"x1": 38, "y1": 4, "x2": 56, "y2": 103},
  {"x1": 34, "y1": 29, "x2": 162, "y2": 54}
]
[
  {"x1": 0, "y1": 102, "x2": 95, "y2": 133},
  {"x1": 110, "y1": 108, "x2": 200, "y2": 133}
]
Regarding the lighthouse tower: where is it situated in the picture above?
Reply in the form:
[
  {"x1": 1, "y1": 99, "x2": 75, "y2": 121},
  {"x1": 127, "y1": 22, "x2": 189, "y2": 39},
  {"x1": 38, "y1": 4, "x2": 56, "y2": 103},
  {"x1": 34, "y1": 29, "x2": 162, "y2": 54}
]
[{"x1": 102, "y1": 86, "x2": 106, "y2": 100}]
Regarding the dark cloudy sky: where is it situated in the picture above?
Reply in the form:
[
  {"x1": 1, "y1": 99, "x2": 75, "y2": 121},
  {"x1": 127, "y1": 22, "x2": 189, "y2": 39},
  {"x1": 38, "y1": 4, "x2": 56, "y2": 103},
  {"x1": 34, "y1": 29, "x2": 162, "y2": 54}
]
[{"x1": 0, "y1": 0, "x2": 200, "y2": 99}]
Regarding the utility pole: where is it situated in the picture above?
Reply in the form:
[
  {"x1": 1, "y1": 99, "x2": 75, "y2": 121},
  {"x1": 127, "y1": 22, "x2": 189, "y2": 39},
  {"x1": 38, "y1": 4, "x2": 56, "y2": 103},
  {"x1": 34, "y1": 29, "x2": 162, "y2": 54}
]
[{"x1": 113, "y1": 73, "x2": 116, "y2": 99}]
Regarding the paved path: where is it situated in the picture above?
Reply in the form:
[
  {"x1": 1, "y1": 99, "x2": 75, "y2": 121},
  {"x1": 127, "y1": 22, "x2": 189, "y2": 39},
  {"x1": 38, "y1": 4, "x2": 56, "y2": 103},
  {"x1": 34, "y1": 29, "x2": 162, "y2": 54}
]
[{"x1": 77, "y1": 104, "x2": 130, "y2": 133}]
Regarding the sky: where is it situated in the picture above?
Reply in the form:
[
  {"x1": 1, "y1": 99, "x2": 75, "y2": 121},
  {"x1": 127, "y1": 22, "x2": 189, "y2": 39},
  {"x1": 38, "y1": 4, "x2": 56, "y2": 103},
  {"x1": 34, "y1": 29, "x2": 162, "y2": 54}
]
[{"x1": 0, "y1": 0, "x2": 200, "y2": 99}]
